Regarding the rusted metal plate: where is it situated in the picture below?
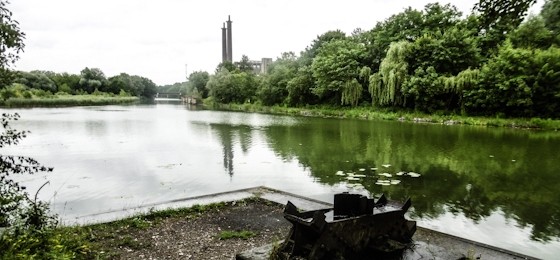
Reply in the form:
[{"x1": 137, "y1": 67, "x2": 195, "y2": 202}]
[{"x1": 275, "y1": 192, "x2": 416, "y2": 260}]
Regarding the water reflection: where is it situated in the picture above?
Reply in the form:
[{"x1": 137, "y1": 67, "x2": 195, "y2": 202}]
[
  {"x1": 6, "y1": 105, "x2": 559, "y2": 258},
  {"x1": 209, "y1": 123, "x2": 253, "y2": 176},
  {"x1": 263, "y1": 118, "x2": 560, "y2": 242}
]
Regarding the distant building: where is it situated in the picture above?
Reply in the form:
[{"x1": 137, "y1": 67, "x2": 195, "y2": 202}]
[
  {"x1": 246, "y1": 58, "x2": 273, "y2": 74},
  {"x1": 260, "y1": 58, "x2": 272, "y2": 74}
]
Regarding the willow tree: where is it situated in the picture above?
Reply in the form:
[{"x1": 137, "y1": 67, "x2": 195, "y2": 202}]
[
  {"x1": 442, "y1": 68, "x2": 480, "y2": 91},
  {"x1": 359, "y1": 66, "x2": 371, "y2": 83},
  {"x1": 341, "y1": 78, "x2": 362, "y2": 107},
  {"x1": 442, "y1": 68, "x2": 480, "y2": 111},
  {"x1": 369, "y1": 41, "x2": 411, "y2": 107}
]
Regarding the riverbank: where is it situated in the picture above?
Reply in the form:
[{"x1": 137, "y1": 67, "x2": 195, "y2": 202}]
[
  {"x1": 3, "y1": 187, "x2": 538, "y2": 260},
  {"x1": 0, "y1": 198, "x2": 289, "y2": 260},
  {"x1": 208, "y1": 102, "x2": 560, "y2": 131},
  {"x1": 0, "y1": 95, "x2": 139, "y2": 107}
]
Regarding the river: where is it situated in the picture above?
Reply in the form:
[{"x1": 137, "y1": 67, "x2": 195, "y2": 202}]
[{"x1": 2, "y1": 103, "x2": 559, "y2": 259}]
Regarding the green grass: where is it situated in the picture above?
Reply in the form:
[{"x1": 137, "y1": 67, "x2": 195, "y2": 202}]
[
  {"x1": 0, "y1": 95, "x2": 139, "y2": 107},
  {"x1": 218, "y1": 230, "x2": 257, "y2": 240},
  {"x1": 0, "y1": 201, "x2": 231, "y2": 260},
  {"x1": 205, "y1": 102, "x2": 560, "y2": 131}
]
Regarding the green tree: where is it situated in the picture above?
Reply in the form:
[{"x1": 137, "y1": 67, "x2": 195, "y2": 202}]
[
  {"x1": 402, "y1": 66, "x2": 465, "y2": 112},
  {"x1": 300, "y1": 30, "x2": 346, "y2": 65},
  {"x1": 236, "y1": 55, "x2": 254, "y2": 73},
  {"x1": 0, "y1": 0, "x2": 25, "y2": 88},
  {"x1": 106, "y1": 73, "x2": 156, "y2": 98},
  {"x1": 258, "y1": 52, "x2": 298, "y2": 106},
  {"x1": 206, "y1": 68, "x2": 256, "y2": 103},
  {"x1": 541, "y1": 0, "x2": 560, "y2": 36},
  {"x1": 473, "y1": 0, "x2": 537, "y2": 55},
  {"x1": 508, "y1": 15, "x2": 556, "y2": 49},
  {"x1": 311, "y1": 38, "x2": 366, "y2": 105},
  {"x1": 407, "y1": 23, "x2": 480, "y2": 76},
  {"x1": 422, "y1": 3, "x2": 462, "y2": 31},
  {"x1": 48, "y1": 72, "x2": 80, "y2": 94},
  {"x1": 107, "y1": 73, "x2": 132, "y2": 95},
  {"x1": 187, "y1": 71, "x2": 210, "y2": 98},
  {"x1": 363, "y1": 3, "x2": 462, "y2": 71},
  {"x1": 341, "y1": 78, "x2": 362, "y2": 107},
  {"x1": 363, "y1": 7, "x2": 423, "y2": 70},
  {"x1": 215, "y1": 61, "x2": 236, "y2": 73},
  {"x1": 286, "y1": 65, "x2": 317, "y2": 106},
  {"x1": 463, "y1": 41, "x2": 560, "y2": 118},
  {"x1": 369, "y1": 41, "x2": 412, "y2": 107},
  {"x1": 276, "y1": 30, "x2": 347, "y2": 106},
  {"x1": 130, "y1": 75, "x2": 156, "y2": 98},
  {"x1": 14, "y1": 71, "x2": 57, "y2": 93},
  {"x1": 157, "y1": 81, "x2": 185, "y2": 94},
  {"x1": 78, "y1": 67, "x2": 107, "y2": 93}
]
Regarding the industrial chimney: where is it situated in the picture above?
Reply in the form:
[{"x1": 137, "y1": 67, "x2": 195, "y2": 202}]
[
  {"x1": 221, "y1": 23, "x2": 228, "y2": 63},
  {"x1": 226, "y1": 15, "x2": 233, "y2": 62}
]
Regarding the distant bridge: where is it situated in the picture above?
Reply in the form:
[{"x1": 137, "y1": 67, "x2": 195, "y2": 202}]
[
  {"x1": 155, "y1": 92, "x2": 199, "y2": 105},
  {"x1": 155, "y1": 92, "x2": 182, "y2": 99}
]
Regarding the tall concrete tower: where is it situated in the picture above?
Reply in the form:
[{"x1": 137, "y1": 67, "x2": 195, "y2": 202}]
[
  {"x1": 226, "y1": 15, "x2": 233, "y2": 62},
  {"x1": 221, "y1": 23, "x2": 228, "y2": 63}
]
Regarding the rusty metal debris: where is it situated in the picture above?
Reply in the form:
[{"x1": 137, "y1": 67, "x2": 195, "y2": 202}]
[{"x1": 275, "y1": 193, "x2": 416, "y2": 260}]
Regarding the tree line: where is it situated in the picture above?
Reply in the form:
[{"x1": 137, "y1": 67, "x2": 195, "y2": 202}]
[
  {"x1": 2, "y1": 68, "x2": 157, "y2": 100},
  {"x1": 200, "y1": 0, "x2": 560, "y2": 119}
]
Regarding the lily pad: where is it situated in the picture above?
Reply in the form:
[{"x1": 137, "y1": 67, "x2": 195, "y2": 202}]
[
  {"x1": 378, "y1": 173, "x2": 392, "y2": 178},
  {"x1": 408, "y1": 172, "x2": 421, "y2": 178},
  {"x1": 382, "y1": 164, "x2": 392, "y2": 168},
  {"x1": 335, "y1": 171, "x2": 345, "y2": 176},
  {"x1": 346, "y1": 177, "x2": 361, "y2": 181},
  {"x1": 396, "y1": 171, "x2": 405, "y2": 176},
  {"x1": 390, "y1": 180, "x2": 401, "y2": 185},
  {"x1": 359, "y1": 168, "x2": 366, "y2": 172}
]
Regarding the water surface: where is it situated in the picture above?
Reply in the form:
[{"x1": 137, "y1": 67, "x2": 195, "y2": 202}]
[{"x1": 3, "y1": 103, "x2": 560, "y2": 259}]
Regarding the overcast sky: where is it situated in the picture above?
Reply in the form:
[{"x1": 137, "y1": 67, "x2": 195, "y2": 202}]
[{"x1": 10, "y1": 0, "x2": 544, "y2": 86}]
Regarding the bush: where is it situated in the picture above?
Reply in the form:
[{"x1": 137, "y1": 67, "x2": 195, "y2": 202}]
[
  {"x1": 31, "y1": 89, "x2": 53, "y2": 98},
  {"x1": 0, "y1": 113, "x2": 90, "y2": 259},
  {"x1": 0, "y1": 88, "x2": 16, "y2": 100}
]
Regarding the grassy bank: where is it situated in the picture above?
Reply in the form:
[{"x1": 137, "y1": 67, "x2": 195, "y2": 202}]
[
  {"x1": 0, "y1": 202, "x2": 229, "y2": 259},
  {"x1": 0, "y1": 198, "x2": 282, "y2": 259},
  {"x1": 0, "y1": 95, "x2": 140, "y2": 107},
  {"x1": 206, "y1": 102, "x2": 560, "y2": 131}
]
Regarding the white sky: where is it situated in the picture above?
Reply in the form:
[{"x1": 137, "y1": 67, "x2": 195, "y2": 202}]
[{"x1": 10, "y1": 0, "x2": 544, "y2": 86}]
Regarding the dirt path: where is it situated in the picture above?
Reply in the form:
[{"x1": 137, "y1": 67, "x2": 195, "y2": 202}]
[{"x1": 95, "y1": 199, "x2": 290, "y2": 259}]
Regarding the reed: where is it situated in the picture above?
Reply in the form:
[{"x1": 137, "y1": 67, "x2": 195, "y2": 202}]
[{"x1": 1, "y1": 95, "x2": 139, "y2": 107}]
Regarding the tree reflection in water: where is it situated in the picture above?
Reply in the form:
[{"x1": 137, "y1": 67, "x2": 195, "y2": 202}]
[
  {"x1": 210, "y1": 123, "x2": 252, "y2": 177},
  {"x1": 262, "y1": 117, "x2": 560, "y2": 242}
]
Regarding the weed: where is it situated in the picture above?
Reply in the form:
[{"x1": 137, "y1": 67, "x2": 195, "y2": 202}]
[
  {"x1": 203, "y1": 102, "x2": 560, "y2": 131},
  {"x1": 218, "y1": 230, "x2": 257, "y2": 240},
  {"x1": 116, "y1": 235, "x2": 144, "y2": 249},
  {"x1": 1, "y1": 95, "x2": 139, "y2": 107}
]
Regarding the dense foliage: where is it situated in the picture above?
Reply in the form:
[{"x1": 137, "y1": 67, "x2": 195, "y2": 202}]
[
  {"x1": 203, "y1": 1, "x2": 559, "y2": 119},
  {"x1": 158, "y1": 71, "x2": 210, "y2": 99},
  {"x1": 0, "y1": 0, "x2": 25, "y2": 88},
  {"x1": 1, "y1": 68, "x2": 157, "y2": 102}
]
